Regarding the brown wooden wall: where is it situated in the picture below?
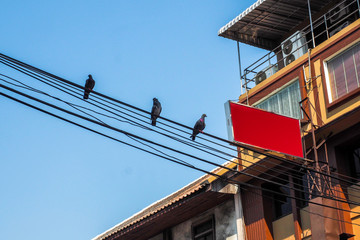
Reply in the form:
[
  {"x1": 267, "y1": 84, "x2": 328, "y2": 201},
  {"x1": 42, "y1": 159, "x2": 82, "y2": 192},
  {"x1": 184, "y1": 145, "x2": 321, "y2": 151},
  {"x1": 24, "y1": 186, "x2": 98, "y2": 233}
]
[{"x1": 242, "y1": 187, "x2": 273, "y2": 240}]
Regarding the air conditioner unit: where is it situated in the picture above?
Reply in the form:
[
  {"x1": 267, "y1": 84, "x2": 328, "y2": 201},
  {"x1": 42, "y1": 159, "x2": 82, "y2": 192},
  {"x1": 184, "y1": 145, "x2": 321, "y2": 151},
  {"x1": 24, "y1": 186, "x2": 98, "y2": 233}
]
[
  {"x1": 328, "y1": 1, "x2": 350, "y2": 25},
  {"x1": 281, "y1": 31, "x2": 308, "y2": 67},
  {"x1": 255, "y1": 64, "x2": 278, "y2": 85},
  {"x1": 329, "y1": 21, "x2": 351, "y2": 37}
]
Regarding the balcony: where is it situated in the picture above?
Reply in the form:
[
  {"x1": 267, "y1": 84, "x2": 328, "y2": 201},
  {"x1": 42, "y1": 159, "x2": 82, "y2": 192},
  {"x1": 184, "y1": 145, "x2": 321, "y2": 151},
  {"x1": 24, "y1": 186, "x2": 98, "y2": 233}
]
[{"x1": 235, "y1": 0, "x2": 360, "y2": 92}]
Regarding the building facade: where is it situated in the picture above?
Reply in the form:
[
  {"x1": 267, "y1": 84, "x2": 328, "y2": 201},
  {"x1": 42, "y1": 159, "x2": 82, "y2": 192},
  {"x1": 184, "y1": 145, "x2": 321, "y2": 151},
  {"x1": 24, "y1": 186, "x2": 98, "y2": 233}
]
[
  {"x1": 93, "y1": 0, "x2": 360, "y2": 239},
  {"x1": 92, "y1": 162, "x2": 245, "y2": 240}
]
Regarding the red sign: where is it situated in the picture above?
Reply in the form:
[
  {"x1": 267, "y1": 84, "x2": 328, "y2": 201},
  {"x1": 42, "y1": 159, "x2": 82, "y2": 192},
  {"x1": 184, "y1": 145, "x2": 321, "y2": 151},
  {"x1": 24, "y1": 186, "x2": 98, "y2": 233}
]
[{"x1": 225, "y1": 101, "x2": 304, "y2": 158}]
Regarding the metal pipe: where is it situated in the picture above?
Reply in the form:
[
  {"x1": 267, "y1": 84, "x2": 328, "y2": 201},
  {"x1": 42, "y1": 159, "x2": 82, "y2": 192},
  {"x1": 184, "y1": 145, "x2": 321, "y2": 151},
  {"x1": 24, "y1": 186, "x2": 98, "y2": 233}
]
[
  {"x1": 234, "y1": 188, "x2": 246, "y2": 240},
  {"x1": 289, "y1": 175, "x2": 303, "y2": 240},
  {"x1": 308, "y1": 49, "x2": 312, "y2": 83},
  {"x1": 237, "y1": 41, "x2": 243, "y2": 95},
  {"x1": 324, "y1": 15, "x2": 329, "y2": 39},
  {"x1": 307, "y1": 0, "x2": 316, "y2": 48}
]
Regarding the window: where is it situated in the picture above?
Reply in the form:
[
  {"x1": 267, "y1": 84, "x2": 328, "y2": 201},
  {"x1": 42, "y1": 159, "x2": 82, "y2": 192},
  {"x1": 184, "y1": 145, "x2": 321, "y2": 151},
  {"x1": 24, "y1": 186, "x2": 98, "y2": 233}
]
[
  {"x1": 350, "y1": 146, "x2": 360, "y2": 179},
  {"x1": 163, "y1": 229, "x2": 172, "y2": 240},
  {"x1": 325, "y1": 42, "x2": 360, "y2": 103},
  {"x1": 192, "y1": 217, "x2": 215, "y2": 240},
  {"x1": 266, "y1": 183, "x2": 292, "y2": 220},
  {"x1": 336, "y1": 141, "x2": 360, "y2": 181},
  {"x1": 293, "y1": 172, "x2": 310, "y2": 208},
  {"x1": 254, "y1": 80, "x2": 302, "y2": 119}
]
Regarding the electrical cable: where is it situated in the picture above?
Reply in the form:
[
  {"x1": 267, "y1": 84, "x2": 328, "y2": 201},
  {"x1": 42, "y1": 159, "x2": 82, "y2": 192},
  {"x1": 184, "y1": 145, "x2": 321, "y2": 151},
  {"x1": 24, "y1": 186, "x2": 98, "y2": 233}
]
[
  {"x1": 0, "y1": 54, "x2": 241, "y2": 159},
  {"x1": 4, "y1": 75, "x2": 358, "y2": 204},
  {"x1": 2, "y1": 84, "x2": 360, "y2": 210},
  {"x1": 2, "y1": 53, "x2": 360, "y2": 202},
  {"x1": 0, "y1": 56, "x2": 354, "y2": 193},
  {"x1": 1, "y1": 74, "x2": 360, "y2": 205},
  {"x1": 1, "y1": 89, "x2": 360, "y2": 225},
  {"x1": 0, "y1": 56, "x2": 360, "y2": 201}
]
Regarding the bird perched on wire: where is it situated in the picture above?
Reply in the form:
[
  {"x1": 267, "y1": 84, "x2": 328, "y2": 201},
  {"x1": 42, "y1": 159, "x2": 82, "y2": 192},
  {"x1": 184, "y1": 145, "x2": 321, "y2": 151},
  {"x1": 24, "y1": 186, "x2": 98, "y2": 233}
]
[
  {"x1": 151, "y1": 98, "x2": 162, "y2": 126},
  {"x1": 83, "y1": 74, "x2": 95, "y2": 100},
  {"x1": 191, "y1": 114, "x2": 207, "y2": 141}
]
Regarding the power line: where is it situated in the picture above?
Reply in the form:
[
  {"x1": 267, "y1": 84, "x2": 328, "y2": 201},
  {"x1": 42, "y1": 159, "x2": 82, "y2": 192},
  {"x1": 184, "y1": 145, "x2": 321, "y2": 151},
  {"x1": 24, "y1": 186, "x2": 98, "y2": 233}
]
[
  {"x1": 1, "y1": 55, "x2": 360, "y2": 200},
  {"x1": 0, "y1": 54, "x2": 239, "y2": 159},
  {"x1": 1, "y1": 90, "x2": 359, "y2": 225},
  {"x1": 4, "y1": 75, "x2": 358, "y2": 204},
  {"x1": 3, "y1": 73, "x2": 358, "y2": 206},
  {"x1": 0, "y1": 54, "x2": 313, "y2": 159},
  {"x1": 1, "y1": 58, "x2": 353, "y2": 201},
  {"x1": 2, "y1": 53, "x2": 360, "y2": 207},
  {"x1": 2, "y1": 83, "x2": 360, "y2": 211},
  {"x1": 2, "y1": 57, "x2": 360, "y2": 198}
]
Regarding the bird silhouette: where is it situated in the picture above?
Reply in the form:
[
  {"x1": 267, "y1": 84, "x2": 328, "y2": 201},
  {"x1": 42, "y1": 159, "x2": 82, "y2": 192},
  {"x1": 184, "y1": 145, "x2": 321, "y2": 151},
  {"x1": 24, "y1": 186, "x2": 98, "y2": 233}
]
[
  {"x1": 191, "y1": 114, "x2": 207, "y2": 141},
  {"x1": 83, "y1": 74, "x2": 95, "y2": 100},
  {"x1": 151, "y1": 98, "x2": 162, "y2": 126}
]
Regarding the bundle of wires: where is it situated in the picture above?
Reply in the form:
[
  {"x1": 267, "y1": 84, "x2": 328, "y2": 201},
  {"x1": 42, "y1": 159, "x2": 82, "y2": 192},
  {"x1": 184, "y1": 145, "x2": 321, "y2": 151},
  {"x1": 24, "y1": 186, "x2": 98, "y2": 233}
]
[{"x1": 1, "y1": 52, "x2": 360, "y2": 227}]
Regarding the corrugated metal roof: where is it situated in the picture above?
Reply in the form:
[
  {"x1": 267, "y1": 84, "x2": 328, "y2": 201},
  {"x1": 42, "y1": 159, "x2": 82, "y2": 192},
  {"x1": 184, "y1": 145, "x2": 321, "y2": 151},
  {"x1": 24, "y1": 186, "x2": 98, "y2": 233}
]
[
  {"x1": 93, "y1": 161, "x2": 239, "y2": 240},
  {"x1": 92, "y1": 175, "x2": 208, "y2": 240},
  {"x1": 218, "y1": 0, "x2": 333, "y2": 50},
  {"x1": 219, "y1": 0, "x2": 266, "y2": 36}
]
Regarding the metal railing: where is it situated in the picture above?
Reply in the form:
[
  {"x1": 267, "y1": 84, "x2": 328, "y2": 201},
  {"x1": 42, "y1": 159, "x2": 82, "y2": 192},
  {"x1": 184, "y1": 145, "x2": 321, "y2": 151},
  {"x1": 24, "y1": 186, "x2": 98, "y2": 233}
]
[{"x1": 241, "y1": 0, "x2": 360, "y2": 92}]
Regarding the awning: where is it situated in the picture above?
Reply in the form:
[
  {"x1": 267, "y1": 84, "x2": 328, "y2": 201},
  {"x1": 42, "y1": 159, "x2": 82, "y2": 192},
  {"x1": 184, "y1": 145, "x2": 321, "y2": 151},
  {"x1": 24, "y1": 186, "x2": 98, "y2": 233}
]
[{"x1": 218, "y1": 0, "x2": 333, "y2": 50}]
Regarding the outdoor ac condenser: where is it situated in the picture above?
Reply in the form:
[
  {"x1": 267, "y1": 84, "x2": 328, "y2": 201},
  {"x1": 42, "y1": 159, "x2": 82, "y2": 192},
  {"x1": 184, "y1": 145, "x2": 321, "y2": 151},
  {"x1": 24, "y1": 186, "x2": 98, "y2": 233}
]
[
  {"x1": 255, "y1": 64, "x2": 278, "y2": 85},
  {"x1": 328, "y1": 1, "x2": 350, "y2": 24},
  {"x1": 281, "y1": 31, "x2": 308, "y2": 67}
]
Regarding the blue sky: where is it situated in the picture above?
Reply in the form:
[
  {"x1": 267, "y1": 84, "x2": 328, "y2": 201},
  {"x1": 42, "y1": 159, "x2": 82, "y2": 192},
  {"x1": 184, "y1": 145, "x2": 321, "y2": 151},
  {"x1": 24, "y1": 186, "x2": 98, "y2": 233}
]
[{"x1": 0, "y1": 1, "x2": 266, "y2": 239}]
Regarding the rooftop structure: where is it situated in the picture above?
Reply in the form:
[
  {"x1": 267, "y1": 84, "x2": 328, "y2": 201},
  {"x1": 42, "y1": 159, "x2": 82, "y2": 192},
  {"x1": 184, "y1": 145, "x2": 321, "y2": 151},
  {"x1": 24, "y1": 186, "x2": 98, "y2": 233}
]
[{"x1": 219, "y1": 0, "x2": 360, "y2": 93}]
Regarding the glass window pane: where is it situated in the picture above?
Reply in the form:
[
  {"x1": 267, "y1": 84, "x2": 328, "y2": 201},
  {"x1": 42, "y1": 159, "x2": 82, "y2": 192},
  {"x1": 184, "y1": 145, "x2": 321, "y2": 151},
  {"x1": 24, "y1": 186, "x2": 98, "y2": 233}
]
[
  {"x1": 268, "y1": 95, "x2": 280, "y2": 114},
  {"x1": 343, "y1": 49, "x2": 358, "y2": 92},
  {"x1": 255, "y1": 81, "x2": 301, "y2": 119},
  {"x1": 257, "y1": 101, "x2": 268, "y2": 111},
  {"x1": 327, "y1": 43, "x2": 360, "y2": 102},
  {"x1": 288, "y1": 81, "x2": 301, "y2": 119},
  {"x1": 354, "y1": 45, "x2": 360, "y2": 87},
  {"x1": 333, "y1": 57, "x2": 347, "y2": 98},
  {"x1": 193, "y1": 218, "x2": 214, "y2": 240},
  {"x1": 328, "y1": 63, "x2": 337, "y2": 101},
  {"x1": 279, "y1": 89, "x2": 291, "y2": 117}
]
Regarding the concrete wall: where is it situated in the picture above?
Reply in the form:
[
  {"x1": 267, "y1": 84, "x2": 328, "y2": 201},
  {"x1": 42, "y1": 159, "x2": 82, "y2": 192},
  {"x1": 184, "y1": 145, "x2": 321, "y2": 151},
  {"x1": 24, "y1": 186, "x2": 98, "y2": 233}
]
[{"x1": 171, "y1": 199, "x2": 237, "y2": 240}]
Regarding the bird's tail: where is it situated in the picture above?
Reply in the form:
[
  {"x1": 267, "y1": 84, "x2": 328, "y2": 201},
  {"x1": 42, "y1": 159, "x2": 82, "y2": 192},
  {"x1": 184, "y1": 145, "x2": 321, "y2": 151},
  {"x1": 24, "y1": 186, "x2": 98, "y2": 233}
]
[{"x1": 83, "y1": 91, "x2": 89, "y2": 100}]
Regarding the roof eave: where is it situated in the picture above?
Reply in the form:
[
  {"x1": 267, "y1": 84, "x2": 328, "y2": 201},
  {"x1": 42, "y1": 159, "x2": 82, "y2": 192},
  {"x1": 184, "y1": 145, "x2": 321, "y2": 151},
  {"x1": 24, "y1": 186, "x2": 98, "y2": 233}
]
[{"x1": 218, "y1": 31, "x2": 279, "y2": 50}]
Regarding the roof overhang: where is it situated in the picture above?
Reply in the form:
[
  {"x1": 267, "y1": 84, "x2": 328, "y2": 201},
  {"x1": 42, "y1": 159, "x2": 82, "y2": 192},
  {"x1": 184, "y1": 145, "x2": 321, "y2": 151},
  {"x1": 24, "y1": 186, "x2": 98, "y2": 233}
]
[
  {"x1": 106, "y1": 191, "x2": 233, "y2": 240},
  {"x1": 93, "y1": 162, "x2": 239, "y2": 240},
  {"x1": 102, "y1": 188, "x2": 234, "y2": 240},
  {"x1": 218, "y1": 0, "x2": 333, "y2": 50},
  {"x1": 303, "y1": 105, "x2": 360, "y2": 146}
]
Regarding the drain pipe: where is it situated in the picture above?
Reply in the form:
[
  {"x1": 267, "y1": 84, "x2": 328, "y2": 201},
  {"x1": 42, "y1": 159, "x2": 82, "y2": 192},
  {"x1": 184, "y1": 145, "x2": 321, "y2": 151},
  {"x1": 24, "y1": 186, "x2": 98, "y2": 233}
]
[
  {"x1": 234, "y1": 186, "x2": 246, "y2": 240},
  {"x1": 307, "y1": 0, "x2": 316, "y2": 48},
  {"x1": 237, "y1": 41, "x2": 243, "y2": 95}
]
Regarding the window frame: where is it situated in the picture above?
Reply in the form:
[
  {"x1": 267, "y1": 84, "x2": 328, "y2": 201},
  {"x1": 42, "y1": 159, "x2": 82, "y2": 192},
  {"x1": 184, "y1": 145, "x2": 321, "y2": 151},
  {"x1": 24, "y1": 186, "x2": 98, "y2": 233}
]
[
  {"x1": 253, "y1": 78, "x2": 302, "y2": 119},
  {"x1": 323, "y1": 40, "x2": 360, "y2": 109},
  {"x1": 191, "y1": 216, "x2": 215, "y2": 240}
]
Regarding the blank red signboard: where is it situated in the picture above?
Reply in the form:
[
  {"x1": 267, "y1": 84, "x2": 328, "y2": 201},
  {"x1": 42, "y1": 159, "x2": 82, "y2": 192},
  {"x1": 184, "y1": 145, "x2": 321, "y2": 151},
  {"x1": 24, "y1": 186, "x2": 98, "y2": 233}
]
[{"x1": 225, "y1": 101, "x2": 304, "y2": 158}]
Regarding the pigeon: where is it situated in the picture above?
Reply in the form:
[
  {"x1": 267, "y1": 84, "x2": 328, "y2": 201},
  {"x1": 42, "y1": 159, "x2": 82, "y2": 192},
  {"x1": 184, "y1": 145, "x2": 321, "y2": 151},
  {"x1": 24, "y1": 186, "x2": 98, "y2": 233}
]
[
  {"x1": 83, "y1": 74, "x2": 95, "y2": 100},
  {"x1": 191, "y1": 114, "x2": 207, "y2": 141},
  {"x1": 151, "y1": 98, "x2": 162, "y2": 126}
]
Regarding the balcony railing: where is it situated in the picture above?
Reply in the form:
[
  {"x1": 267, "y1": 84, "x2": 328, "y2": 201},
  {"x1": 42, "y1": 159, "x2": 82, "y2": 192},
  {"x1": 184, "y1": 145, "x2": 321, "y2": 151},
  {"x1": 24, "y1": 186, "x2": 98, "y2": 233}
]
[{"x1": 241, "y1": 0, "x2": 360, "y2": 92}]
